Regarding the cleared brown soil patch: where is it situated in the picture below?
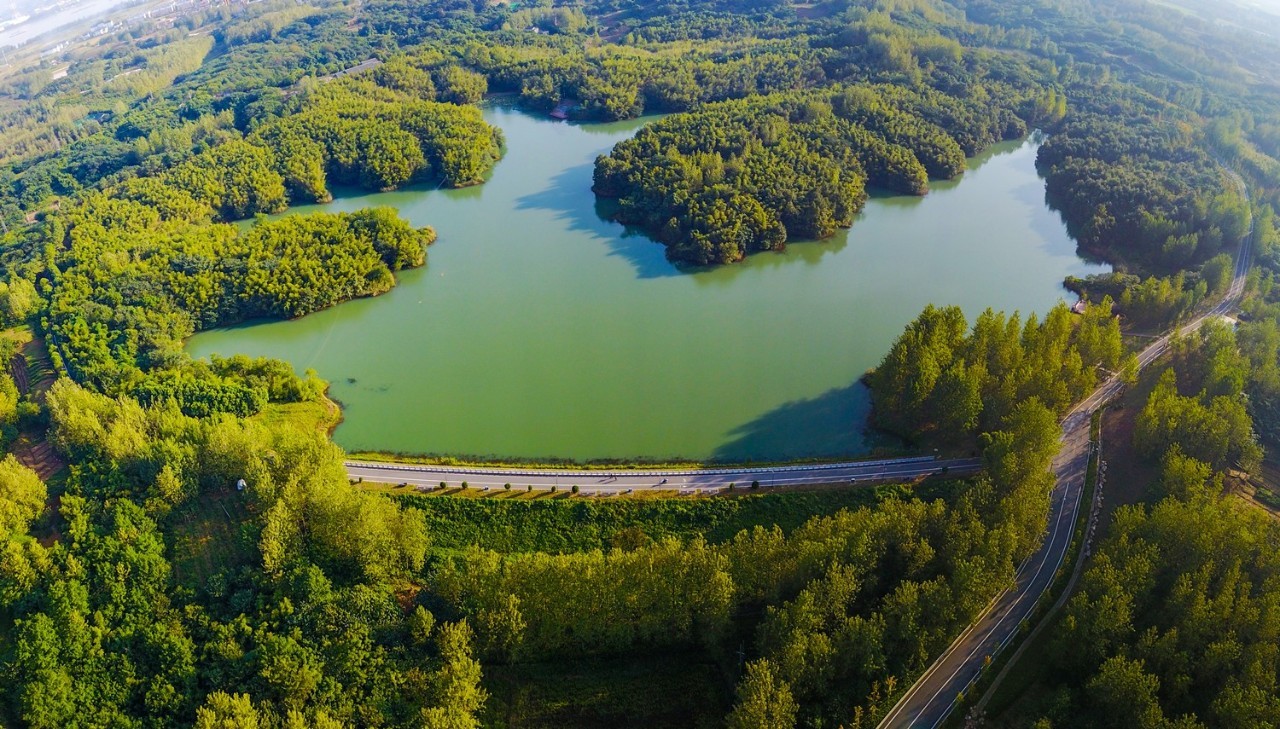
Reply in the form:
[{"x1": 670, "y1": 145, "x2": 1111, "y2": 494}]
[
  {"x1": 10, "y1": 332, "x2": 57, "y2": 401},
  {"x1": 11, "y1": 333, "x2": 66, "y2": 480},
  {"x1": 1231, "y1": 458, "x2": 1280, "y2": 517},
  {"x1": 12, "y1": 434, "x2": 64, "y2": 481},
  {"x1": 8, "y1": 332, "x2": 66, "y2": 541},
  {"x1": 8, "y1": 351, "x2": 27, "y2": 394}
]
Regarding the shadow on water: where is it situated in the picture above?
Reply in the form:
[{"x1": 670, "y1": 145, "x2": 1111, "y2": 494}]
[
  {"x1": 710, "y1": 382, "x2": 879, "y2": 463},
  {"x1": 597, "y1": 191, "x2": 851, "y2": 283},
  {"x1": 681, "y1": 233, "x2": 852, "y2": 291},
  {"x1": 1006, "y1": 175, "x2": 1082, "y2": 252},
  {"x1": 595, "y1": 198, "x2": 702, "y2": 279},
  {"x1": 514, "y1": 161, "x2": 687, "y2": 279},
  {"x1": 1040, "y1": 188, "x2": 1111, "y2": 266},
  {"x1": 515, "y1": 150, "x2": 853, "y2": 281}
]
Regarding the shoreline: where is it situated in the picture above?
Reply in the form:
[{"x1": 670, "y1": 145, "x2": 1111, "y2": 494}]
[{"x1": 342, "y1": 445, "x2": 920, "y2": 472}]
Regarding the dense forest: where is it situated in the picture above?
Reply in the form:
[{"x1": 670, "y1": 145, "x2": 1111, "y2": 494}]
[
  {"x1": 1, "y1": 0, "x2": 1280, "y2": 726},
  {"x1": 41, "y1": 196, "x2": 433, "y2": 416},
  {"x1": 591, "y1": 86, "x2": 981, "y2": 263},
  {"x1": 993, "y1": 320, "x2": 1277, "y2": 727}
]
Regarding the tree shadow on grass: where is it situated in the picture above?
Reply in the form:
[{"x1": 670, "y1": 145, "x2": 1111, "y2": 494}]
[{"x1": 711, "y1": 381, "x2": 890, "y2": 464}]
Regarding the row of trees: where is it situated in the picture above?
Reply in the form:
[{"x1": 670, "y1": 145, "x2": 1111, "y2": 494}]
[
  {"x1": 431, "y1": 397, "x2": 1063, "y2": 727},
  {"x1": 867, "y1": 300, "x2": 1127, "y2": 442},
  {"x1": 1048, "y1": 490, "x2": 1280, "y2": 728},
  {"x1": 0, "y1": 455, "x2": 46, "y2": 608},
  {"x1": 1135, "y1": 322, "x2": 1267, "y2": 472},
  {"x1": 1065, "y1": 271, "x2": 1209, "y2": 329}
]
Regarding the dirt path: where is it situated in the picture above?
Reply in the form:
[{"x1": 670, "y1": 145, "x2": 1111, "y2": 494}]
[
  {"x1": 8, "y1": 351, "x2": 28, "y2": 394},
  {"x1": 14, "y1": 335, "x2": 56, "y2": 401}
]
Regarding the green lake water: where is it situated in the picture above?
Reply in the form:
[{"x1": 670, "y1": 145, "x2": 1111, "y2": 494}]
[{"x1": 187, "y1": 105, "x2": 1109, "y2": 463}]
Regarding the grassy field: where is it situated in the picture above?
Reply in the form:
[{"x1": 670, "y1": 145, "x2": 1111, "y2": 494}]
[
  {"x1": 20, "y1": 332, "x2": 56, "y2": 397},
  {"x1": 390, "y1": 478, "x2": 970, "y2": 554},
  {"x1": 0, "y1": 324, "x2": 32, "y2": 349},
  {"x1": 483, "y1": 652, "x2": 730, "y2": 729},
  {"x1": 252, "y1": 398, "x2": 341, "y2": 436},
  {"x1": 167, "y1": 489, "x2": 257, "y2": 589},
  {"x1": 1092, "y1": 361, "x2": 1164, "y2": 538}
]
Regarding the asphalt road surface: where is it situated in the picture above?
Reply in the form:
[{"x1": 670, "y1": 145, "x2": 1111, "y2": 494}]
[
  {"x1": 878, "y1": 165, "x2": 1254, "y2": 728},
  {"x1": 346, "y1": 455, "x2": 984, "y2": 494}
]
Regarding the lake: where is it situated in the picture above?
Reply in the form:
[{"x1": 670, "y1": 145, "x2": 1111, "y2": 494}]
[{"x1": 187, "y1": 104, "x2": 1109, "y2": 463}]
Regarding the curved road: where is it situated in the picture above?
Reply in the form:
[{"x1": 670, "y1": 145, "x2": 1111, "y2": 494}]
[
  {"x1": 878, "y1": 166, "x2": 1254, "y2": 729},
  {"x1": 346, "y1": 455, "x2": 983, "y2": 494}
]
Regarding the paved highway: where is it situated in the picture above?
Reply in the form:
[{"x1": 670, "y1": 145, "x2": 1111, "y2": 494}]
[
  {"x1": 346, "y1": 455, "x2": 984, "y2": 494},
  {"x1": 343, "y1": 168, "x2": 1254, "y2": 729},
  {"x1": 878, "y1": 405, "x2": 1092, "y2": 729},
  {"x1": 878, "y1": 165, "x2": 1254, "y2": 728}
]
